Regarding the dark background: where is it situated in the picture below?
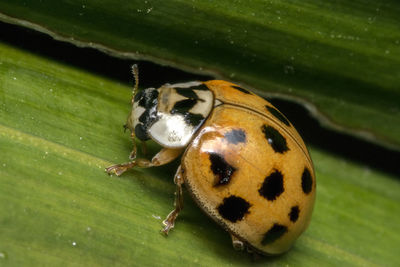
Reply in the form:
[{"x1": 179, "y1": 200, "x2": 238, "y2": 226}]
[{"x1": 2, "y1": 21, "x2": 398, "y2": 177}]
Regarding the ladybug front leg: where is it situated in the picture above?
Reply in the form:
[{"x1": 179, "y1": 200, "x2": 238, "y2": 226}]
[
  {"x1": 128, "y1": 138, "x2": 148, "y2": 160},
  {"x1": 162, "y1": 166, "x2": 184, "y2": 235},
  {"x1": 105, "y1": 147, "x2": 183, "y2": 176}
]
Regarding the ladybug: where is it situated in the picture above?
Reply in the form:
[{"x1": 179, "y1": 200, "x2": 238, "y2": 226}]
[{"x1": 106, "y1": 65, "x2": 316, "y2": 255}]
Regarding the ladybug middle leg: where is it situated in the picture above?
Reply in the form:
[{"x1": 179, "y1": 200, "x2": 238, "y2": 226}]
[
  {"x1": 162, "y1": 166, "x2": 184, "y2": 235},
  {"x1": 105, "y1": 147, "x2": 183, "y2": 176}
]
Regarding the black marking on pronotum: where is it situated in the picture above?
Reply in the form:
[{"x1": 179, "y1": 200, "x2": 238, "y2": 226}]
[
  {"x1": 134, "y1": 89, "x2": 160, "y2": 141},
  {"x1": 289, "y1": 206, "x2": 300, "y2": 223},
  {"x1": 261, "y1": 125, "x2": 289, "y2": 153},
  {"x1": 176, "y1": 89, "x2": 198, "y2": 99},
  {"x1": 171, "y1": 99, "x2": 198, "y2": 114},
  {"x1": 184, "y1": 113, "x2": 205, "y2": 127},
  {"x1": 266, "y1": 105, "x2": 290, "y2": 126},
  {"x1": 217, "y1": 195, "x2": 250, "y2": 222},
  {"x1": 232, "y1": 85, "x2": 251, "y2": 94},
  {"x1": 137, "y1": 102, "x2": 158, "y2": 126},
  {"x1": 193, "y1": 84, "x2": 210, "y2": 91},
  {"x1": 171, "y1": 95, "x2": 207, "y2": 129},
  {"x1": 138, "y1": 109, "x2": 149, "y2": 124},
  {"x1": 224, "y1": 129, "x2": 246, "y2": 145},
  {"x1": 176, "y1": 89, "x2": 205, "y2": 102},
  {"x1": 261, "y1": 224, "x2": 288, "y2": 245},
  {"x1": 209, "y1": 152, "x2": 236, "y2": 186},
  {"x1": 134, "y1": 89, "x2": 144, "y2": 103},
  {"x1": 258, "y1": 170, "x2": 284, "y2": 201},
  {"x1": 137, "y1": 88, "x2": 158, "y2": 108},
  {"x1": 301, "y1": 167, "x2": 313, "y2": 194}
]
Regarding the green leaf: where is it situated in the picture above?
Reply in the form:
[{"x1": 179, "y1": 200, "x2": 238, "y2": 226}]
[
  {"x1": 0, "y1": 0, "x2": 399, "y2": 150},
  {"x1": 1, "y1": 42, "x2": 399, "y2": 266}
]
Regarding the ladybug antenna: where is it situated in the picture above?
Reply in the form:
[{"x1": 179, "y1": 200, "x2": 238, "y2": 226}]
[
  {"x1": 129, "y1": 64, "x2": 139, "y2": 160},
  {"x1": 131, "y1": 64, "x2": 139, "y2": 104}
]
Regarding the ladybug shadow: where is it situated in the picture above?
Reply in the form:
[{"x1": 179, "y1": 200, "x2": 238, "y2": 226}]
[{"x1": 174, "y1": 188, "x2": 288, "y2": 263}]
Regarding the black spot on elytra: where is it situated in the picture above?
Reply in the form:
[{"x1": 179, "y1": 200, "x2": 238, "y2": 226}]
[
  {"x1": 209, "y1": 152, "x2": 236, "y2": 186},
  {"x1": 261, "y1": 125, "x2": 289, "y2": 153},
  {"x1": 289, "y1": 206, "x2": 300, "y2": 222},
  {"x1": 261, "y1": 224, "x2": 288, "y2": 245},
  {"x1": 224, "y1": 129, "x2": 246, "y2": 145},
  {"x1": 301, "y1": 167, "x2": 313, "y2": 194},
  {"x1": 171, "y1": 99, "x2": 198, "y2": 114},
  {"x1": 266, "y1": 105, "x2": 290, "y2": 126},
  {"x1": 217, "y1": 195, "x2": 250, "y2": 222},
  {"x1": 232, "y1": 85, "x2": 251, "y2": 94},
  {"x1": 258, "y1": 170, "x2": 284, "y2": 201}
]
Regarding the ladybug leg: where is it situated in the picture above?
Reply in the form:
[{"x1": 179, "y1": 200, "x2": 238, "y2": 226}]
[
  {"x1": 230, "y1": 233, "x2": 245, "y2": 251},
  {"x1": 105, "y1": 147, "x2": 183, "y2": 176},
  {"x1": 105, "y1": 161, "x2": 136, "y2": 176},
  {"x1": 162, "y1": 166, "x2": 184, "y2": 235},
  {"x1": 129, "y1": 140, "x2": 147, "y2": 160},
  {"x1": 141, "y1": 141, "x2": 148, "y2": 156},
  {"x1": 128, "y1": 131, "x2": 137, "y2": 160}
]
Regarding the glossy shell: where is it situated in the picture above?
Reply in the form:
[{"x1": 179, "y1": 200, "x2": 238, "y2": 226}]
[{"x1": 181, "y1": 81, "x2": 316, "y2": 255}]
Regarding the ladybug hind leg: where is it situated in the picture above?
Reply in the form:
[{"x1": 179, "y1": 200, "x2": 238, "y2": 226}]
[
  {"x1": 105, "y1": 147, "x2": 183, "y2": 176},
  {"x1": 162, "y1": 165, "x2": 184, "y2": 235},
  {"x1": 230, "y1": 233, "x2": 245, "y2": 251}
]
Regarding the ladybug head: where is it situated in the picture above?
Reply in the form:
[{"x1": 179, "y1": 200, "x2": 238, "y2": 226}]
[{"x1": 126, "y1": 87, "x2": 160, "y2": 141}]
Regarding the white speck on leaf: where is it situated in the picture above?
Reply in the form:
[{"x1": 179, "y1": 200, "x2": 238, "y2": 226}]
[{"x1": 284, "y1": 65, "x2": 295, "y2": 74}]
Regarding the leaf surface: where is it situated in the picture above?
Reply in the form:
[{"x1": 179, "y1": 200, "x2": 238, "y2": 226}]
[{"x1": 0, "y1": 43, "x2": 399, "y2": 266}]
